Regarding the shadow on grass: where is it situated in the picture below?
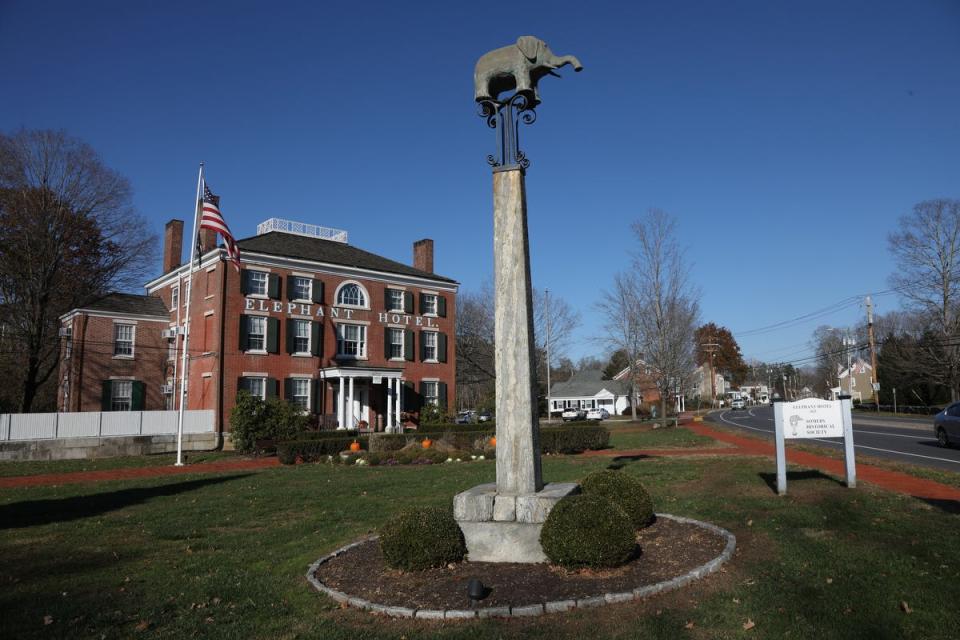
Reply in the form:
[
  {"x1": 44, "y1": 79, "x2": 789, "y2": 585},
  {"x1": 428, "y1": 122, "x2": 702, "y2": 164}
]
[
  {"x1": 606, "y1": 455, "x2": 653, "y2": 470},
  {"x1": 757, "y1": 470, "x2": 846, "y2": 494},
  {"x1": 916, "y1": 497, "x2": 960, "y2": 514},
  {"x1": 0, "y1": 474, "x2": 252, "y2": 529}
]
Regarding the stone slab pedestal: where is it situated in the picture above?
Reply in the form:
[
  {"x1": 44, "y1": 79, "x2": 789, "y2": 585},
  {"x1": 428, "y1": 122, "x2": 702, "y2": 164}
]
[{"x1": 454, "y1": 482, "x2": 580, "y2": 563}]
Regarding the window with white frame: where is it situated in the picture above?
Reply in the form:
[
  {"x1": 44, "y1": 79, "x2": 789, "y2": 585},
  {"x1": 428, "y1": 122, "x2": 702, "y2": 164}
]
[
  {"x1": 111, "y1": 380, "x2": 132, "y2": 411},
  {"x1": 422, "y1": 293, "x2": 438, "y2": 315},
  {"x1": 248, "y1": 270, "x2": 268, "y2": 296},
  {"x1": 336, "y1": 282, "x2": 366, "y2": 307},
  {"x1": 291, "y1": 378, "x2": 310, "y2": 411},
  {"x1": 292, "y1": 319, "x2": 311, "y2": 354},
  {"x1": 388, "y1": 327, "x2": 404, "y2": 359},
  {"x1": 167, "y1": 338, "x2": 177, "y2": 361},
  {"x1": 291, "y1": 276, "x2": 312, "y2": 301},
  {"x1": 336, "y1": 323, "x2": 366, "y2": 357},
  {"x1": 114, "y1": 324, "x2": 134, "y2": 357},
  {"x1": 245, "y1": 377, "x2": 266, "y2": 400},
  {"x1": 248, "y1": 316, "x2": 267, "y2": 351},
  {"x1": 423, "y1": 331, "x2": 438, "y2": 361},
  {"x1": 422, "y1": 381, "x2": 439, "y2": 406},
  {"x1": 171, "y1": 285, "x2": 179, "y2": 309},
  {"x1": 387, "y1": 288, "x2": 404, "y2": 312}
]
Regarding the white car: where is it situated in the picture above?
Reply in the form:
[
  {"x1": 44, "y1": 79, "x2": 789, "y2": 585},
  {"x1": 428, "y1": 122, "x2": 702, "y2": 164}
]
[
  {"x1": 585, "y1": 408, "x2": 607, "y2": 421},
  {"x1": 730, "y1": 399, "x2": 746, "y2": 410}
]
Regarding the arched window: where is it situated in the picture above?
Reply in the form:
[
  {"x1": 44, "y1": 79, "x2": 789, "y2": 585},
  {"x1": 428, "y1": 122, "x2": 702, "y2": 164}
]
[{"x1": 336, "y1": 282, "x2": 367, "y2": 307}]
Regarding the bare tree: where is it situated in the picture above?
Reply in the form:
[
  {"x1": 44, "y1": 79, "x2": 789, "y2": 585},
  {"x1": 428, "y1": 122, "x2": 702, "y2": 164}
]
[
  {"x1": 600, "y1": 271, "x2": 644, "y2": 419},
  {"x1": 532, "y1": 287, "x2": 581, "y2": 369},
  {"x1": 0, "y1": 129, "x2": 155, "y2": 412},
  {"x1": 454, "y1": 283, "x2": 496, "y2": 409},
  {"x1": 630, "y1": 209, "x2": 699, "y2": 421},
  {"x1": 888, "y1": 199, "x2": 960, "y2": 401}
]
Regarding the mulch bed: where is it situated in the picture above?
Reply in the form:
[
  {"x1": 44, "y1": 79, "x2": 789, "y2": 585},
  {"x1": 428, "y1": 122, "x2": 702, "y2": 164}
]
[{"x1": 314, "y1": 517, "x2": 726, "y2": 611}]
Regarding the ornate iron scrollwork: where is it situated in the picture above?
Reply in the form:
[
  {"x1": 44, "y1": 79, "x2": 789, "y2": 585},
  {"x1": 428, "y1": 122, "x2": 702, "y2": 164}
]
[{"x1": 477, "y1": 92, "x2": 537, "y2": 171}]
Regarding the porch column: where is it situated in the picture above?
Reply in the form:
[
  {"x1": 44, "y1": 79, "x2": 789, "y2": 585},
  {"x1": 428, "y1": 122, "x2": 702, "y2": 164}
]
[
  {"x1": 347, "y1": 376, "x2": 355, "y2": 429},
  {"x1": 337, "y1": 376, "x2": 346, "y2": 429},
  {"x1": 396, "y1": 378, "x2": 403, "y2": 429},
  {"x1": 386, "y1": 379, "x2": 395, "y2": 432}
]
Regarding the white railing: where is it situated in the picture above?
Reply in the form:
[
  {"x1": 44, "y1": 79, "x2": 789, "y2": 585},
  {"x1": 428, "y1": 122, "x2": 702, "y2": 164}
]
[
  {"x1": 256, "y1": 218, "x2": 348, "y2": 243},
  {"x1": 0, "y1": 410, "x2": 214, "y2": 441}
]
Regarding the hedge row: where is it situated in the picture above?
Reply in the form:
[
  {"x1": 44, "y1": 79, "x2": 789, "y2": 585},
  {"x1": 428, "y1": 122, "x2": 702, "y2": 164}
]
[
  {"x1": 416, "y1": 423, "x2": 495, "y2": 434},
  {"x1": 276, "y1": 436, "x2": 368, "y2": 464},
  {"x1": 540, "y1": 424, "x2": 609, "y2": 453},
  {"x1": 290, "y1": 430, "x2": 362, "y2": 441}
]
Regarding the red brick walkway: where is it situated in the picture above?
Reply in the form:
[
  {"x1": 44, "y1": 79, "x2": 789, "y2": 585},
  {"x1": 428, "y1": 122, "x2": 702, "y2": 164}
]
[
  {"x1": 0, "y1": 457, "x2": 279, "y2": 489},
  {"x1": 587, "y1": 418, "x2": 960, "y2": 502}
]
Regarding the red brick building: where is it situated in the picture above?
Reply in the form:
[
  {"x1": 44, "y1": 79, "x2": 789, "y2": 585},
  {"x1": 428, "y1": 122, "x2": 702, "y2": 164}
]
[{"x1": 57, "y1": 218, "x2": 458, "y2": 438}]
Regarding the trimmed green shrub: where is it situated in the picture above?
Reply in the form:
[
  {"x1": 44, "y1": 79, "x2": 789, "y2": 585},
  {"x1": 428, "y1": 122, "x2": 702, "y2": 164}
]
[
  {"x1": 379, "y1": 507, "x2": 466, "y2": 570},
  {"x1": 416, "y1": 423, "x2": 495, "y2": 434},
  {"x1": 229, "y1": 391, "x2": 310, "y2": 453},
  {"x1": 539, "y1": 424, "x2": 609, "y2": 453},
  {"x1": 580, "y1": 470, "x2": 655, "y2": 528},
  {"x1": 290, "y1": 429, "x2": 360, "y2": 441},
  {"x1": 540, "y1": 495, "x2": 636, "y2": 568},
  {"x1": 276, "y1": 436, "x2": 368, "y2": 464}
]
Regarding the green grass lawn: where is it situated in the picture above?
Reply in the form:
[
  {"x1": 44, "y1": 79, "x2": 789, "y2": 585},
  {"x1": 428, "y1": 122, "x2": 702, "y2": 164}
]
[
  {"x1": 606, "y1": 424, "x2": 719, "y2": 450},
  {"x1": 0, "y1": 450, "x2": 243, "y2": 478},
  {"x1": 2, "y1": 452, "x2": 958, "y2": 639}
]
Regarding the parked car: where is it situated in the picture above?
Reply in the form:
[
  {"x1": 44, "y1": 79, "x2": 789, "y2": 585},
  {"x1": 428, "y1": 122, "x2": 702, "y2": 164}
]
[
  {"x1": 561, "y1": 407, "x2": 587, "y2": 421},
  {"x1": 455, "y1": 410, "x2": 477, "y2": 424},
  {"x1": 478, "y1": 411, "x2": 493, "y2": 423},
  {"x1": 933, "y1": 402, "x2": 960, "y2": 447},
  {"x1": 585, "y1": 408, "x2": 608, "y2": 421},
  {"x1": 730, "y1": 399, "x2": 746, "y2": 410}
]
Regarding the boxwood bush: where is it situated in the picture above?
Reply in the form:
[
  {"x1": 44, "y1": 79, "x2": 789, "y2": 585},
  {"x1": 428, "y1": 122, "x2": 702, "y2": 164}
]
[
  {"x1": 379, "y1": 507, "x2": 466, "y2": 570},
  {"x1": 417, "y1": 423, "x2": 495, "y2": 434},
  {"x1": 540, "y1": 495, "x2": 636, "y2": 568},
  {"x1": 580, "y1": 469, "x2": 655, "y2": 528},
  {"x1": 276, "y1": 436, "x2": 368, "y2": 464}
]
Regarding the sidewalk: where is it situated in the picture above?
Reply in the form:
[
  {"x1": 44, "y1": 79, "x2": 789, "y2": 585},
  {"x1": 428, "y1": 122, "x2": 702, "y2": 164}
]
[
  {"x1": 587, "y1": 415, "x2": 960, "y2": 503},
  {"x1": 0, "y1": 457, "x2": 279, "y2": 489}
]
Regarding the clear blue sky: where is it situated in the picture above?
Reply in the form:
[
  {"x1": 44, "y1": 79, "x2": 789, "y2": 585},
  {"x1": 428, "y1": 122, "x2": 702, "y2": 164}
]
[{"x1": 2, "y1": 1, "x2": 958, "y2": 369}]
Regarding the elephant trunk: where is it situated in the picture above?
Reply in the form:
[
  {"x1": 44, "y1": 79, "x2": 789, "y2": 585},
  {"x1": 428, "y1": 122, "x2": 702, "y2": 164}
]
[{"x1": 553, "y1": 54, "x2": 583, "y2": 72}]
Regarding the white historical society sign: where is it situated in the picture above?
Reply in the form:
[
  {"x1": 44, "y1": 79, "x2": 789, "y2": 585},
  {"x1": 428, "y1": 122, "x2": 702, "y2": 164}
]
[
  {"x1": 783, "y1": 399, "x2": 844, "y2": 439},
  {"x1": 773, "y1": 397, "x2": 856, "y2": 495}
]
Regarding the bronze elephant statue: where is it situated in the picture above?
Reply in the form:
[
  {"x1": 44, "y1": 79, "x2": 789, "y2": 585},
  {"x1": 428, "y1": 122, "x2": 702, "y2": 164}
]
[{"x1": 474, "y1": 36, "x2": 583, "y2": 105}]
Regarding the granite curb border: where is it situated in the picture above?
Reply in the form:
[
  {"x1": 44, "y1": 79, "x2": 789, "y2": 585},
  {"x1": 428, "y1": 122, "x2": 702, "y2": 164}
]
[{"x1": 305, "y1": 513, "x2": 735, "y2": 619}]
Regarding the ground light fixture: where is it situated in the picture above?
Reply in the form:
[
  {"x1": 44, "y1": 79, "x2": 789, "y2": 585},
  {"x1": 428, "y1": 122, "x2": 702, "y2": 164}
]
[{"x1": 467, "y1": 577, "x2": 487, "y2": 605}]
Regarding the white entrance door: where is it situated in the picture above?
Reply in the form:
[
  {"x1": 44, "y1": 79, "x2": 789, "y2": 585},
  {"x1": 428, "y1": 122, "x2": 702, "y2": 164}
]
[{"x1": 352, "y1": 385, "x2": 368, "y2": 427}]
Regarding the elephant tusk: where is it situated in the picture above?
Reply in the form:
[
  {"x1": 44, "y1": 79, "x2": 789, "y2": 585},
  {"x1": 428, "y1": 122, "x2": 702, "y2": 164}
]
[{"x1": 548, "y1": 70, "x2": 562, "y2": 78}]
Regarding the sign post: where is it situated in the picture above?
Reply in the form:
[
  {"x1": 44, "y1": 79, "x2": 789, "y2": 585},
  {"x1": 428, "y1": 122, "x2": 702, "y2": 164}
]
[{"x1": 773, "y1": 395, "x2": 856, "y2": 494}]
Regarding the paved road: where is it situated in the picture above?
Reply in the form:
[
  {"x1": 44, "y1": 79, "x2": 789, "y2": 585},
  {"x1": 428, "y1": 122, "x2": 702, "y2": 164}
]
[{"x1": 707, "y1": 406, "x2": 960, "y2": 473}]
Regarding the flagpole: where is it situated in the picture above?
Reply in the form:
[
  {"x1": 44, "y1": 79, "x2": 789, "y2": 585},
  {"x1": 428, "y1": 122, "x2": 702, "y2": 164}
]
[{"x1": 175, "y1": 162, "x2": 204, "y2": 466}]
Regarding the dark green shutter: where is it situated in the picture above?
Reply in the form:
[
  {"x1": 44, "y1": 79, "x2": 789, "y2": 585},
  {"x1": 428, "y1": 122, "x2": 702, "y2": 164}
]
[
  {"x1": 438, "y1": 332, "x2": 447, "y2": 363},
  {"x1": 284, "y1": 377, "x2": 293, "y2": 401},
  {"x1": 237, "y1": 377, "x2": 248, "y2": 394},
  {"x1": 312, "y1": 379, "x2": 321, "y2": 413},
  {"x1": 404, "y1": 330, "x2": 414, "y2": 361},
  {"x1": 286, "y1": 319, "x2": 296, "y2": 354},
  {"x1": 418, "y1": 292, "x2": 426, "y2": 315},
  {"x1": 286, "y1": 275, "x2": 296, "y2": 301},
  {"x1": 268, "y1": 273, "x2": 281, "y2": 299},
  {"x1": 312, "y1": 279, "x2": 324, "y2": 304},
  {"x1": 266, "y1": 378, "x2": 279, "y2": 398},
  {"x1": 311, "y1": 321, "x2": 322, "y2": 356},
  {"x1": 438, "y1": 295, "x2": 447, "y2": 318},
  {"x1": 438, "y1": 382, "x2": 447, "y2": 411},
  {"x1": 101, "y1": 381, "x2": 112, "y2": 411},
  {"x1": 266, "y1": 317, "x2": 280, "y2": 353},
  {"x1": 404, "y1": 291, "x2": 414, "y2": 314},
  {"x1": 240, "y1": 269, "x2": 249, "y2": 295},
  {"x1": 384, "y1": 288, "x2": 391, "y2": 311},
  {"x1": 239, "y1": 316, "x2": 249, "y2": 351},
  {"x1": 384, "y1": 327, "x2": 392, "y2": 359},
  {"x1": 132, "y1": 381, "x2": 146, "y2": 410},
  {"x1": 419, "y1": 330, "x2": 426, "y2": 361}
]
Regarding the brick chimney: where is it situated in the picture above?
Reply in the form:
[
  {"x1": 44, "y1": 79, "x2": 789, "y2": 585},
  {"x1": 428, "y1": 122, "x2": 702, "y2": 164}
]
[
  {"x1": 413, "y1": 239, "x2": 433, "y2": 273},
  {"x1": 163, "y1": 220, "x2": 184, "y2": 273}
]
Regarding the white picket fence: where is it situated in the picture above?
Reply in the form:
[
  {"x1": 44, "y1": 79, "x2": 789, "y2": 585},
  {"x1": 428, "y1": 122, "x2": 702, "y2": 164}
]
[{"x1": 0, "y1": 410, "x2": 214, "y2": 441}]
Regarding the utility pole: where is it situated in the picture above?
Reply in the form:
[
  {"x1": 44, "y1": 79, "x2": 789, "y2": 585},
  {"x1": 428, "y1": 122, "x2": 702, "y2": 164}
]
[
  {"x1": 866, "y1": 296, "x2": 880, "y2": 412},
  {"x1": 545, "y1": 289, "x2": 552, "y2": 424},
  {"x1": 842, "y1": 333, "x2": 855, "y2": 398},
  {"x1": 701, "y1": 340, "x2": 720, "y2": 407}
]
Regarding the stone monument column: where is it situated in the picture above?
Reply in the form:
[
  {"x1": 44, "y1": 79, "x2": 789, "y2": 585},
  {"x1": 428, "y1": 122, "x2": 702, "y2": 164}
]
[
  {"x1": 454, "y1": 36, "x2": 582, "y2": 563},
  {"x1": 493, "y1": 167, "x2": 542, "y2": 495}
]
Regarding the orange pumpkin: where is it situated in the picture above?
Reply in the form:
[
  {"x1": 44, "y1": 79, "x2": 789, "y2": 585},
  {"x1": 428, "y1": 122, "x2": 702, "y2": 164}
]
[
  {"x1": 489, "y1": 436, "x2": 497, "y2": 447},
  {"x1": 422, "y1": 437, "x2": 433, "y2": 449},
  {"x1": 349, "y1": 440, "x2": 361, "y2": 452}
]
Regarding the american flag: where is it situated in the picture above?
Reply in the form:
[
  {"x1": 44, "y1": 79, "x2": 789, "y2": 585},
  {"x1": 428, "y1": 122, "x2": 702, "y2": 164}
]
[{"x1": 199, "y1": 183, "x2": 241, "y2": 271}]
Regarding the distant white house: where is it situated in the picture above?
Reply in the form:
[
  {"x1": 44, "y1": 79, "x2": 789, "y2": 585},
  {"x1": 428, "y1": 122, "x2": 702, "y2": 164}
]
[{"x1": 549, "y1": 369, "x2": 631, "y2": 416}]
